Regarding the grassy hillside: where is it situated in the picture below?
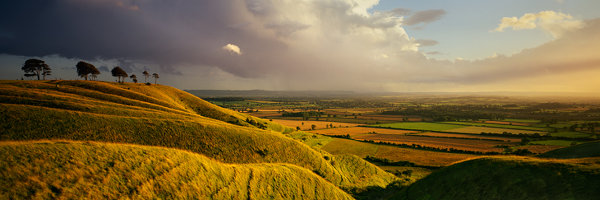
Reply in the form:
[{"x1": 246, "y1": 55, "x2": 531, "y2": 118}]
[
  {"x1": 539, "y1": 141, "x2": 600, "y2": 159},
  {"x1": 394, "y1": 156, "x2": 600, "y2": 200},
  {"x1": 0, "y1": 80, "x2": 397, "y2": 193},
  {"x1": 0, "y1": 140, "x2": 353, "y2": 199}
]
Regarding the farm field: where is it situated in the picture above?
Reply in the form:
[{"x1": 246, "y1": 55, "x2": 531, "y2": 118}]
[
  {"x1": 550, "y1": 131, "x2": 594, "y2": 138},
  {"x1": 353, "y1": 134, "x2": 509, "y2": 153},
  {"x1": 445, "y1": 126, "x2": 545, "y2": 135},
  {"x1": 369, "y1": 122, "x2": 466, "y2": 132},
  {"x1": 476, "y1": 120, "x2": 530, "y2": 126},
  {"x1": 501, "y1": 119, "x2": 541, "y2": 123},
  {"x1": 530, "y1": 140, "x2": 579, "y2": 146},
  {"x1": 270, "y1": 119, "x2": 361, "y2": 130},
  {"x1": 321, "y1": 138, "x2": 479, "y2": 167},
  {"x1": 417, "y1": 132, "x2": 521, "y2": 142},
  {"x1": 308, "y1": 127, "x2": 418, "y2": 137},
  {"x1": 516, "y1": 145, "x2": 565, "y2": 154},
  {"x1": 442, "y1": 121, "x2": 548, "y2": 132}
]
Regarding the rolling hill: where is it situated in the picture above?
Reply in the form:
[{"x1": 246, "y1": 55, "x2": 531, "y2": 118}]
[
  {"x1": 394, "y1": 156, "x2": 600, "y2": 200},
  {"x1": 0, "y1": 80, "x2": 398, "y2": 196},
  {"x1": 0, "y1": 140, "x2": 353, "y2": 199},
  {"x1": 538, "y1": 141, "x2": 600, "y2": 159}
]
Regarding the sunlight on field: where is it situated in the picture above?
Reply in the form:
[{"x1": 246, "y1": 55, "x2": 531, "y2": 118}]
[
  {"x1": 271, "y1": 119, "x2": 361, "y2": 130},
  {"x1": 309, "y1": 127, "x2": 417, "y2": 137},
  {"x1": 370, "y1": 122, "x2": 466, "y2": 132},
  {"x1": 446, "y1": 127, "x2": 545, "y2": 135},
  {"x1": 322, "y1": 138, "x2": 479, "y2": 167}
]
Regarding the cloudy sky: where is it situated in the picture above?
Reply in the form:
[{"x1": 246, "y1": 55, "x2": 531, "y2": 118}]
[{"x1": 1, "y1": 0, "x2": 599, "y2": 93}]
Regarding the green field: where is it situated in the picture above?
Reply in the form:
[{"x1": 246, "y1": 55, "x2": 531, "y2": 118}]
[
  {"x1": 530, "y1": 140, "x2": 579, "y2": 146},
  {"x1": 442, "y1": 121, "x2": 548, "y2": 132},
  {"x1": 501, "y1": 119, "x2": 541, "y2": 123},
  {"x1": 550, "y1": 131, "x2": 593, "y2": 138},
  {"x1": 368, "y1": 122, "x2": 466, "y2": 132}
]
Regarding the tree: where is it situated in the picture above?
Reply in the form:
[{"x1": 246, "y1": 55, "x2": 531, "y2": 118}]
[
  {"x1": 76, "y1": 61, "x2": 99, "y2": 80},
  {"x1": 152, "y1": 73, "x2": 159, "y2": 84},
  {"x1": 22, "y1": 59, "x2": 51, "y2": 80},
  {"x1": 130, "y1": 74, "x2": 138, "y2": 83},
  {"x1": 142, "y1": 70, "x2": 149, "y2": 83},
  {"x1": 90, "y1": 67, "x2": 101, "y2": 80},
  {"x1": 111, "y1": 66, "x2": 128, "y2": 83}
]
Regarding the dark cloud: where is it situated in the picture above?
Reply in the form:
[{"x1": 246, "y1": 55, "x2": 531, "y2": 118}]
[
  {"x1": 0, "y1": 0, "x2": 278, "y2": 77},
  {"x1": 404, "y1": 9, "x2": 446, "y2": 26},
  {"x1": 416, "y1": 39, "x2": 439, "y2": 46}
]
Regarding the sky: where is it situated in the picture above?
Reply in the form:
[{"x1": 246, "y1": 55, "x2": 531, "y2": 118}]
[{"x1": 1, "y1": 0, "x2": 599, "y2": 94}]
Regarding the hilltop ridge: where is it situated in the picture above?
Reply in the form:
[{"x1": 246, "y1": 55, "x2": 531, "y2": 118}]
[{"x1": 0, "y1": 80, "x2": 398, "y2": 196}]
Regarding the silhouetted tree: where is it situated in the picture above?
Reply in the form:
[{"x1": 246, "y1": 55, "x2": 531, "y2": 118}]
[
  {"x1": 22, "y1": 59, "x2": 51, "y2": 80},
  {"x1": 142, "y1": 70, "x2": 149, "y2": 83},
  {"x1": 152, "y1": 73, "x2": 159, "y2": 84},
  {"x1": 111, "y1": 66, "x2": 128, "y2": 83},
  {"x1": 130, "y1": 74, "x2": 138, "y2": 83},
  {"x1": 76, "y1": 61, "x2": 99, "y2": 80},
  {"x1": 90, "y1": 67, "x2": 100, "y2": 80}
]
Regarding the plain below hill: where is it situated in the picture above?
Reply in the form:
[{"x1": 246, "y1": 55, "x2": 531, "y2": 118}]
[{"x1": 0, "y1": 80, "x2": 397, "y2": 194}]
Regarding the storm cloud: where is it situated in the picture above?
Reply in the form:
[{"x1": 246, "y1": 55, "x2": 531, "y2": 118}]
[{"x1": 1, "y1": 1, "x2": 599, "y2": 92}]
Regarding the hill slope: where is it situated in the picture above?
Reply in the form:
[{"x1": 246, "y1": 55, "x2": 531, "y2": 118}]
[
  {"x1": 0, "y1": 140, "x2": 353, "y2": 199},
  {"x1": 539, "y1": 141, "x2": 600, "y2": 159},
  {"x1": 394, "y1": 156, "x2": 600, "y2": 200},
  {"x1": 0, "y1": 80, "x2": 397, "y2": 193}
]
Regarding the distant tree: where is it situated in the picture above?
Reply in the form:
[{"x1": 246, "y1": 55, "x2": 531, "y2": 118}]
[
  {"x1": 130, "y1": 74, "x2": 138, "y2": 83},
  {"x1": 152, "y1": 73, "x2": 159, "y2": 84},
  {"x1": 22, "y1": 59, "x2": 51, "y2": 80},
  {"x1": 76, "y1": 61, "x2": 100, "y2": 80},
  {"x1": 142, "y1": 70, "x2": 150, "y2": 83},
  {"x1": 90, "y1": 67, "x2": 100, "y2": 80},
  {"x1": 111, "y1": 66, "x2": 128, "y2": 83}
]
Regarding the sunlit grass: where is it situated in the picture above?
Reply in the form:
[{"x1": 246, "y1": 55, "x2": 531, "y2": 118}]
[
  {"x1": 0, "y1": 140, "x2": 353, "y2": 199},
  {"x1": 0, "y1": 80, "x2": 398, "y2": 193}
]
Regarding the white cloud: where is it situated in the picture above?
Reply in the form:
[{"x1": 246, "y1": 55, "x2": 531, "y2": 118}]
[
  {"x1": 493, "y1": 11, "x2": 584, "y2": 38},
  {"x1": 222, "y1": 43, "x2": 242, "y2": 55}
]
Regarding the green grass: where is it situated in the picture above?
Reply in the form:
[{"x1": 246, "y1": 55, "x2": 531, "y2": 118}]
[
  {"x1": 0, "y1": 80, "x2": 398, "y2": 194},
  {"x1": 550, "y1": 131, "x2": 593, "y2": 138},
  {"x1": 530, "y1": 140, "x2": 578, "y2": 146},
  {"x1": 539, "y1": 141, "x2": 600, "y2": 159},
  {"x1": 368, "y1": 122, "x2": 466, "y2": 132},
  {"x1": 501, "y1": 119, "x2": 541, "y2": 123},
  {"x1": 442, "y1": 121, "x2": 548, "y2": 132},
  {"x1": 393, "y1": 156, "x2": 600, "y2": 200},
  {"x1": 0, "y1": 140, "x2": 353, "y2": 199}
]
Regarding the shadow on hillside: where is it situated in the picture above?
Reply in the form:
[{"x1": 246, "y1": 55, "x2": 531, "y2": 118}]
[{"x1": 351, "y1": 181, "x2": 406, "y2": 200}]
